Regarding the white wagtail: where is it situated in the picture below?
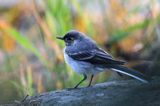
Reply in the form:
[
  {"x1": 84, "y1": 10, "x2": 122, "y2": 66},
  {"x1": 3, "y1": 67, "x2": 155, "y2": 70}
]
[{"x1": 57, "y1": 30, "x2": 149, "y2": 88}]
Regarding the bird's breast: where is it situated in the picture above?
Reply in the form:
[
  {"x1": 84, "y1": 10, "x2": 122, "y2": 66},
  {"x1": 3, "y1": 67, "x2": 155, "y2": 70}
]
[
  {"x1": 64, "y1": 49, "x2": 102, "y2": 75},
  {"x1": 63, "y1": 48, "x2": 98, "y2": 75}
]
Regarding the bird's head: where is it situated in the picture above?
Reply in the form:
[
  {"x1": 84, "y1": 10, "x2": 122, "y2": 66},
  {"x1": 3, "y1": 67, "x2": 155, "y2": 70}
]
[{"x1": 57, "y1": 30, "x2": 84, "y2": 46}]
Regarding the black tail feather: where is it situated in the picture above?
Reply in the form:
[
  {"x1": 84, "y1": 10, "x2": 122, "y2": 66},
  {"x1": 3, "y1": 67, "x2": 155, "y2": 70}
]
[{"x1": 110, "y1": 65, "x2": 150, "y2": 83}]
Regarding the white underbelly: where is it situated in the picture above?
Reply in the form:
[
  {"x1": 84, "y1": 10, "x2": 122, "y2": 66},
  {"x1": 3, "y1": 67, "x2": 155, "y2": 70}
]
[{"x1": 63, "y1": 50, "x2": 103, "y2": 75}]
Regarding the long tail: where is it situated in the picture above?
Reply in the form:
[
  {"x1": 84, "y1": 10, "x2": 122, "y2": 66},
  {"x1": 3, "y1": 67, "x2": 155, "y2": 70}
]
[{"x1": 110, "y1": 65, "x2": 150, "y2": 83}]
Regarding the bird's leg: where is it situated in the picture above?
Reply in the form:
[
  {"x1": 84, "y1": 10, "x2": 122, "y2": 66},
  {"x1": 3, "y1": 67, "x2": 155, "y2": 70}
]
[
  {"x1": 88, "y1": 74, "x2": 94, "y2": 87},
  {"x1": 74, "y1": 74, "x2": 87, "y2": 88}
]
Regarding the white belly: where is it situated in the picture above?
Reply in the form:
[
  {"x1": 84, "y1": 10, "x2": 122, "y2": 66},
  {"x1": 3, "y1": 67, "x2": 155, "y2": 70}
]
[{"x1": 63, "y1": 49, "x2": 104, "y2": 75}]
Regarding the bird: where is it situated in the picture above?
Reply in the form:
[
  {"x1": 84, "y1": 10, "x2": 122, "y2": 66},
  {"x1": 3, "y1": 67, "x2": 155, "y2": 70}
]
[{"x1": 57, "y1": 30, "x2": 150, "y2": 88}]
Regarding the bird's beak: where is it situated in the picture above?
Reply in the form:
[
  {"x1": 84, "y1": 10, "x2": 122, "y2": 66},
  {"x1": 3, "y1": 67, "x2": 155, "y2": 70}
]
[{"x1": 56, "y1": 36, "x2": 64, "y2": 40}]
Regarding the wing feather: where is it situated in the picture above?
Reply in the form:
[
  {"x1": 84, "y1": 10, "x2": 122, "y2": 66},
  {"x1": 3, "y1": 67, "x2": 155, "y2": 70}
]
[{"x1": 67, "y1": 48, "x2": 125, "y2": 65}]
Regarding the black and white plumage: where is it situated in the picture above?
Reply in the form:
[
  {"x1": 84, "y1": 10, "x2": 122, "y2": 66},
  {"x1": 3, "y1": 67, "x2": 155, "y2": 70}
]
[{"x1": 57, "y1": 30, "x2": 149, "y2": 88}]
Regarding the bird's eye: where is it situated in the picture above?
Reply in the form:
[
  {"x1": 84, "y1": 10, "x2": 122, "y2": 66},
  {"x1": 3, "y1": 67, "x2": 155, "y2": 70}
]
[
  {"x1": 70, "y1": 37, "x2": 74, "y2": 41},
  {"x1": 67, "y1": 37, "x2": 74, "y2": 41}
]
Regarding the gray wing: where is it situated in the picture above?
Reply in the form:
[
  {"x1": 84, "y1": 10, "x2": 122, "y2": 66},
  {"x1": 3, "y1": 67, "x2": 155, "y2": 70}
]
[{"x1": 67, "y1": 48, "x2": 125, "y2": 65}]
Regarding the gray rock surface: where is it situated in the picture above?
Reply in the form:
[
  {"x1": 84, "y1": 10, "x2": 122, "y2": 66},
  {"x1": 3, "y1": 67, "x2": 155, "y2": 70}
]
[{"x1": 6, "y1": 77, "x2": 160, "y2": 106}]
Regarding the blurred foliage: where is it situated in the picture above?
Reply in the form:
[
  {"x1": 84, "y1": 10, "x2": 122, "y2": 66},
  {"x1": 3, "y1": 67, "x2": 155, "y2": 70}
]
[{"x1": 0, "y1": 0, "x2": 160, "y2": 104}]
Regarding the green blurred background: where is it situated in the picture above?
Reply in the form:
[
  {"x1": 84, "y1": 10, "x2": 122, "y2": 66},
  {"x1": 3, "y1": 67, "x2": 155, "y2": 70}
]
[{"x1": 0, "y1": 0, "x2": 160, "y2": 104}]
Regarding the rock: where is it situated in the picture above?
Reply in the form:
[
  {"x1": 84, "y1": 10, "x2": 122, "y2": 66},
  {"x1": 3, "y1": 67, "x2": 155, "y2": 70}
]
[{"x1": 6, "y1": 77, "x2": 160, "y2": 106}]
